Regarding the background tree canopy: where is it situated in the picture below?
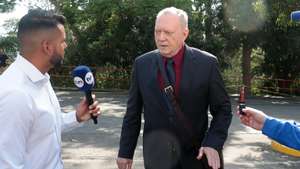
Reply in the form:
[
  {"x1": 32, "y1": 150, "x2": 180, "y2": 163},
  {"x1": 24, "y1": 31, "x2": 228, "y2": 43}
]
[
  {"x1": 0, "y1": 0, "x2": 17, "y2": 13},
  {"x1": 50, "y1": 0, "x2": 193, "y2": 67},
  {"x1": 1, "y1": 0, "x2": 299, "y2": 94}
]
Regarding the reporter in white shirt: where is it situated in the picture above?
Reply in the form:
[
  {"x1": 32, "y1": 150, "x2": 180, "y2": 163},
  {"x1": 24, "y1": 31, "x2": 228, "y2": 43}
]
[{"x1": 0, "y1": 9, "x2": 101, "y2": 169}]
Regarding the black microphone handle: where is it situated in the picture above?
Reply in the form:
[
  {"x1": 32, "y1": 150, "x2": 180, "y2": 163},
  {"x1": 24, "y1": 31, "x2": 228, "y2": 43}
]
[{"x1": 85, "y1": 90, "x2": 98, "y2": 124}]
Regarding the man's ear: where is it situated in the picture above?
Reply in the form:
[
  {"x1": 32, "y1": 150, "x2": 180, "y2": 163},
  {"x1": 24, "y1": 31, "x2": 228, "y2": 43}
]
[
  {"x1": 41, "y1": 40, "x2": 53, "y2": 56},
  {"x1": 183, "y1": 28, "x2": 189, "y2": 40}
]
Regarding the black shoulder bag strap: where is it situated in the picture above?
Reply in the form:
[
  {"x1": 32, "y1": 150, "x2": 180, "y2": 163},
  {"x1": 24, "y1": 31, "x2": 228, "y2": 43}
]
[
  {"x1": 156, "y1": 53, "x2": 224, "y2": 169},
  {"x1": 156, "y1": 53, "x2": 199, "y2": 148}
]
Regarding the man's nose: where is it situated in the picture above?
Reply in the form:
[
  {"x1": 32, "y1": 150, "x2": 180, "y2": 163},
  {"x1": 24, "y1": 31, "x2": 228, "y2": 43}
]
[{"x1": 158, "y1": 32, "x2": 166, "y2": 41}]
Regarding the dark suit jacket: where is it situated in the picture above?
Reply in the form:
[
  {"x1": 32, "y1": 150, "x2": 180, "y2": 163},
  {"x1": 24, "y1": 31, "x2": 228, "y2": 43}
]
[{"x1": 118, "y1": 45, "x2": 232, "y2": 159}]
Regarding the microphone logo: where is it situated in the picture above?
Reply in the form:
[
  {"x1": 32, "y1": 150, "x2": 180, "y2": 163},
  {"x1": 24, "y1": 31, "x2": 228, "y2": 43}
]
[
  {"x1": 72, "y1": 65, "x2": 98, "y2": 124},
  {"x1": 85, "y1": 72, "x2": 94, "y2": 85},
  {"x1": 74, "y1": 76, "x2": 84, "y2": 88}
]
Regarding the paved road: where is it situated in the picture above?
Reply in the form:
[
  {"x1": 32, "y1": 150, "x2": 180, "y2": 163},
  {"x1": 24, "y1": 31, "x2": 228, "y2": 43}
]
[{"x1": 58, "y1": 91, "x2": 300, "y2": 169}]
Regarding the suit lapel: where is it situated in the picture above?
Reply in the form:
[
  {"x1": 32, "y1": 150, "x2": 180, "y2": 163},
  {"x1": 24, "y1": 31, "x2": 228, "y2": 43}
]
[
  {"x1": 179, "y1": 45, "x2": 196, "y2": 100},
  {"x1": 150, "y1": 51, "x2": 161, "y2": 93},
  {"x1": 151, "y1": 51, "x2": 172, "y2": 113}
]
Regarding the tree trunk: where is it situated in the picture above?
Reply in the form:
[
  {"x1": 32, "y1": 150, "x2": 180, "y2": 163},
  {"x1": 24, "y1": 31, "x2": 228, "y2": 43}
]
[{"x1": 242, "y1": 42, "x2": 252, "y2": 95}]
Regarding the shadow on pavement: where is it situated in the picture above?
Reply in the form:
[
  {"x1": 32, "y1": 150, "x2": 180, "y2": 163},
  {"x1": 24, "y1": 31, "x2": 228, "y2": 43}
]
[{"x1": 58, "y1": 91, "x2": 300, "y2": 169}]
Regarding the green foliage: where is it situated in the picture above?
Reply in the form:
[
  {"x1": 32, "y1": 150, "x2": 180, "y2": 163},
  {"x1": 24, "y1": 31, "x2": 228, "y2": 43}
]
[
  {"x1": 189, "y1": 0, "x2": 230, "y2": 69},
  {"x1": 1, "y1": 0, "x2": 235, "y2": 70},
  {"x1": 0, "y1": 1, "x2": 18, "y2": 55},
  {"x1": 94, "y1": 63, "x2": 131, "y2": 89},
  {"x1": 0, "y1": 0, "x2": 16, "y2": 13},
  {"x1": 224, "y1": 0, "x2": 267, "y2": 33},
  {"x1": 261, "y1": 0, "x2": 300, "y2": 81},
  {"x1": 221, "y1": 0, "x2": 267, "y2": 64},
  {"x1": 222, "y1": 49, "x2": 242, "y2": 94},
  {"x1": 0, "y1": 18, "x2": 18, "y2": 57},
  {"x1": 56, "y1": 0, "x2": 192, "y2": 68},
  {"x1": 0, "y1": 35, "x2": 18, "y2": 56},
  {"x1": 1, "y1": 0, "x2": 299, "y2": 94},
  {"x1": 50, "y1": 64, "x2": 131, "y2": 90}
]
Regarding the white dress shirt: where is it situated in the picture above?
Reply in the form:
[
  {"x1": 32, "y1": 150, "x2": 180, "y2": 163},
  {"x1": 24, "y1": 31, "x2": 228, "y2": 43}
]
[{"x1": 0, "y1": 56, "x2": 81, "y2": 169}]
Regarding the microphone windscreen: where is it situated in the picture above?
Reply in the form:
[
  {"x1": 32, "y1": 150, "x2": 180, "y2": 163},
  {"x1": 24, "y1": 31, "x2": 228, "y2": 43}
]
[
  {"x1": 291, "y1": 11, "x2": 300, "y2": 22},
  {"x1": 72, "y1": 65, "x2": 95, "y2": 92}
]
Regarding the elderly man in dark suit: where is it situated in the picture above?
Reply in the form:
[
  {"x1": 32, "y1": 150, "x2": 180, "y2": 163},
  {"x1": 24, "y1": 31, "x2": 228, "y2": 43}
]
[{"x1": 116, "y1": 7, "x2": 232, "y2": 169}]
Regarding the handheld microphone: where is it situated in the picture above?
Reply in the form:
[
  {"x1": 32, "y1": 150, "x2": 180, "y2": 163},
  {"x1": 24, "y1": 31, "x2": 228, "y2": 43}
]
[
  {"x1": 238, "y1": 86, "x2": 246, "y2": 115},
  {"x1": 291, "y1": 11, "x2": 300, "y2": 22},
  {"x1": 72, "y1": 65, "x2": 97, "y2": 124}
]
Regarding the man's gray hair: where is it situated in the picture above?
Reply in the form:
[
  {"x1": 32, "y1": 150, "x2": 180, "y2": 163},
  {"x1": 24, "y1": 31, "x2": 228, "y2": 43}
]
[{"x1": 156, "y1": 7, "x2": 188, "y2": 28}]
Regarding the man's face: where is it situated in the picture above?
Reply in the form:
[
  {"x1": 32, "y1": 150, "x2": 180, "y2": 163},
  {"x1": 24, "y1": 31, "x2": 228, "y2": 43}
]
[
  {"x1": 154, "y1": 14, "x2": 189, "y2": 57},
  {"x1": 50, "y1": 24, "x2": 68, "y2": 67}
]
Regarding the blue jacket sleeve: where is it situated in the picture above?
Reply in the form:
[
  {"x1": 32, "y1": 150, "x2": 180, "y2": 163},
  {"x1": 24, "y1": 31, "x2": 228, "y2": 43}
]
[{"x1": 262, "y1": 117, "x2": 300, "y2": 150}]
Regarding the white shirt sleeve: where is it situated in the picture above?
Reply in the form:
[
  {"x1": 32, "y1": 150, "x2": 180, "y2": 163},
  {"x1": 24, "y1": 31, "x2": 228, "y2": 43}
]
[
  {"x1": 60, "y1": 111, "x2": 82, "y2": 133},
  {"x1": 0, "y1": 90, "x2": 34, "y2": 169}
]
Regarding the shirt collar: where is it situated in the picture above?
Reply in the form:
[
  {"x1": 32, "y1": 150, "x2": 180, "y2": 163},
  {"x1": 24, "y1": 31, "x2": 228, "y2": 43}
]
[
  {"x1": 16, "y1": 55, "x2": 50, "y2": 84},
  {"x1": 162, "y1": 45, "x2": 185, "y2": 66},
  {"x1": 172, "y1": 45, "x2": 185, "y2": 66}
]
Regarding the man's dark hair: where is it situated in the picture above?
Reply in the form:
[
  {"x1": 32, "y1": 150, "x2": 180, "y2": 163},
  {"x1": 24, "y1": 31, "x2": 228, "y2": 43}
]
[{"x1": 17, "y1": 9, "x2": 66, "y2": 42}]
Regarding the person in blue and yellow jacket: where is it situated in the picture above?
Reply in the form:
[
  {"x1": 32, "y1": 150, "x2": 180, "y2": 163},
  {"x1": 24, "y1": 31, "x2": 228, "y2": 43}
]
[{"x1": 237, "y1": 107, "x2": 300, "y2": 150}]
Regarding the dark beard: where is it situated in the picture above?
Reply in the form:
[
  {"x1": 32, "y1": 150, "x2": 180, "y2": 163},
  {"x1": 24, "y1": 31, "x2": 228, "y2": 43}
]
[{"x1": 50, "y1": 52, "x2": 63, "y2": 68}]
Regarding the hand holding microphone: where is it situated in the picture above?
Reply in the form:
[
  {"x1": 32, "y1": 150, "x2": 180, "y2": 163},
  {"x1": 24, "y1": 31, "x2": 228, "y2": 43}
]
[{"x1": 72, "y1": 65, "x2": 99, "y2": 124}]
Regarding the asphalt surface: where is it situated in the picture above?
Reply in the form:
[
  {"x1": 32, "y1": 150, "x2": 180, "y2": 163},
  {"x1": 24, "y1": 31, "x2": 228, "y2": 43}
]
[{"x1": 57, "y1": 91, "x2": 300, "y2": 169}]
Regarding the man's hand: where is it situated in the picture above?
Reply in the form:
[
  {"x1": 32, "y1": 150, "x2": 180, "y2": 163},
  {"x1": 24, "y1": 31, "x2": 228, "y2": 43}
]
[
  {"x1": 237, "y1": 107, "x2": 267, "y2": 131},
  {"x1": 76, "y1": 94, "x2": 101, "y2": 122},
  {"x1": 197, "y1": 147, "x2": 220, "y2": 169},
  {"x1": 116, "y1": 157, "x2": 133, "y2": 169}
]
